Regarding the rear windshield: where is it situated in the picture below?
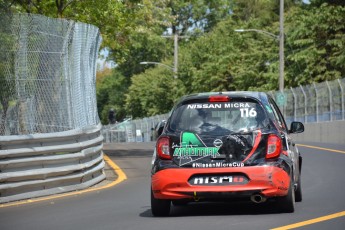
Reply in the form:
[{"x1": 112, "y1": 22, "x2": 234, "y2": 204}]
[{"x1": 169, "y1": 100, "x2": 268, "y2": 135}]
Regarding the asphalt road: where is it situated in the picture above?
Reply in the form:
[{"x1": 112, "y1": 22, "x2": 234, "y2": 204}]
[{"x1": 0, "y1": 141, "x2": 344, "y2": 230}]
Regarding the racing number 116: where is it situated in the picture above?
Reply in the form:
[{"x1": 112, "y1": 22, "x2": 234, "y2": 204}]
[{"x1": 240, "y1": 108, "x2": 257, "y2": 118}]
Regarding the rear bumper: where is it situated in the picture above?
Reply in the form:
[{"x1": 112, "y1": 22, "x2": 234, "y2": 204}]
[{"x1": 151, "y1": 166, "x2": 290, "y2": 200}]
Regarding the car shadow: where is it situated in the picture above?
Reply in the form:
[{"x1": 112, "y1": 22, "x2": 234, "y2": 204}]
[
  {"x1": 103, "y1": 148, "x2": 153, "y2": 158},
  {"x1": 103, "y1": 142, "x2": 155, "y2": 158},
  {"x1": 140, "y1": 200, "x2": 284, "y2": 218}
]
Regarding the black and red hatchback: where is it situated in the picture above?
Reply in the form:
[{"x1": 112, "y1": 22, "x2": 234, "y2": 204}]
[{"x1": 151, "y1": 92, "x2": 304, "y2": 216}]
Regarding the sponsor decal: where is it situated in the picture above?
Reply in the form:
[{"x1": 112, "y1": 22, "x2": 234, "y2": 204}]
[
  {"x1": 213, "y1": 139, "x2": 223, "y2": 148},
  {"x1": 192, "y1": 162, "x2": 244, "y2": 168},
  {"x1": 189, "y1": 175, "x2": 248, "y2": 185},
  {"x1": 186, "y1": 103, "x2": 258, "y2": 118},
  {"x1": 173, "y1": 132, "x2": 248, "y2": 168},
  {"x1": 186, "y1": 103, "x2": 251, "y2": 109},
  {"x1": 172, "y1": 132, "x2": 220, "y2": 158},
  {"x1": 173, "y1": 147, "x2": 219, "y2": 158}
]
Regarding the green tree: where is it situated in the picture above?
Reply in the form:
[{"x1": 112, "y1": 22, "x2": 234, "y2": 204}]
[
  {"x1": 115, "y1": 31, "x2": 171, "y2": 78},
  {"x1": 309, "y1": 0, "x2": 345, "y2": 7},
  {"x1": 177, "y1": 16, "x2": 280, "y2": 93},
  {"x1": 125, "y1": 67, "x2": 185, "y2": 118},
  {"x1": 6, "y1": 0, "x2": 157, "y2": 58},
  {"x1": 96, "y1": 69, "x2": 130, "y2": 124},
  {"x1": 285, "y1": 3, "x2": 345, "y2": 86},
  {"x1": 0, "y1": 14, "x2": 15, "y2": 135},
  {"x1": 231, "y1": 0, "x2": 277, "y2": 24},
  {"x1": 166, "y1": 0, "x2": 233, "y2": 34}
]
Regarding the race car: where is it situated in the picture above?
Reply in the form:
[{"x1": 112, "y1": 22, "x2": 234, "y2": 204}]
[{"x1": 151, "y1": 92, "x2": 304, "y2": 216}]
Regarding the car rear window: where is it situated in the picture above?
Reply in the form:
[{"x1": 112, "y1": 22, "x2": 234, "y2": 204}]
[{"x1": 169, "y1": 100, "x2": 268, "y2": 135}]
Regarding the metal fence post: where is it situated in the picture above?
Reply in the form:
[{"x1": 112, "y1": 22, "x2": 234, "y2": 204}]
[
  {"x1": 290, "y1": 87, "x2": 297, "y2": 121},
  {"x1": 338, "y1": 79, "x2": 344, "y2": 120},
  {"x1": 300, "y1": 85, "x2": 307, "y2": 123},
  {"x1": 326, "y1": 80, "x2": 333, "y2": 121},
  {"x1": 63, "y1": 21, "x2": 75, "y2": 130},
  {"x1": 313, "y1": 82, "x2": 319, "y2": 123},
  {"x1": 145, "y1": 119, "x2": 150, "y2": 142}
]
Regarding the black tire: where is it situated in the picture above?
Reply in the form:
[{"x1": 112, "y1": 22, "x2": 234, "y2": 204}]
[
  {"x1": 151, "y1": 188, "x2": 171, "y2": 217},
  {"x1": 278, "y1": 178, "x2": 295, "y2": 213},
  {"x1": 295, "y1": 175, "x2": 302, "y2": 202}
]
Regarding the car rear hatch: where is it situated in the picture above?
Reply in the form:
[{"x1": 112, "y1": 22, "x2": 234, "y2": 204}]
[{"x1": 166, "y1": 94, "x2": 272, "y2": 168}]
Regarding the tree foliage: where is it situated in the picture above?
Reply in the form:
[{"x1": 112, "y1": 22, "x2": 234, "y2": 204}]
[
  {"x1": 0, "y1": 14, "x2": 15, "y2": 134},
  {"x1": 166, "y1": 0, "x2": 233, "y2": 34},
  {"x1": 96, "y1": 69, "x2": 130, "y2": 123},
  {"x1": 285, "y1": 3, "x2": 345, "y2": 86},
  {"x1": 4, "y1": 0, "x2": 164, "y2": 55},
  {"x1": 125, "y1": 67, "x2": 185, "y2": 118}
]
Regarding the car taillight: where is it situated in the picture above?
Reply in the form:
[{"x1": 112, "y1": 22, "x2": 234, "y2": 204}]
[
  {"x1": 156, "y1": 136, "x2": 172, "y2": 160},
  {"x1": 208, "y1": 95, "x2": 230, "y2": 102},
  {"x1": 266, "y1": 134, "x2": 282, "y2": 159}
]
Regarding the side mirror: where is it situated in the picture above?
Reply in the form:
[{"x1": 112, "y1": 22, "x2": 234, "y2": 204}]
[{"x1": 289, "y1": 121, "x2": 304, "y2": 134}]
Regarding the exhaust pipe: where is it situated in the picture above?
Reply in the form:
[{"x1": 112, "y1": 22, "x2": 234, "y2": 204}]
[
  {"x1": 250, "y1": 194, "x2": 267, "y2": 204},
  {"x1": 193, "y1": 191, "x2": 200, "y2": 202}
]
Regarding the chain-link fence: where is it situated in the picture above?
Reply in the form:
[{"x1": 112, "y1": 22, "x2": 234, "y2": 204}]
[
  {"x1": 102, "y1": 78, "x2": 345, "y2": 143},
  {"x1": 269, "y1": 78, "x2": 345, "y2": 124},
  {"x1": 102, "y1": 114, "x2": 168, "y2": 143},
  {"x1": 0, "y1": 13, "x2": 101, "y2": 135}
]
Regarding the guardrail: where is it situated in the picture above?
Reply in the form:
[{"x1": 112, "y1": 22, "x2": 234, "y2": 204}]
[{"x1": 0, "y1": 124, "x2": 104, "y2": 204}]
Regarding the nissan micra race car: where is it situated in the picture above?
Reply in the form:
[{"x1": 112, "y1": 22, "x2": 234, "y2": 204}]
[{"x1": 151, "y1": 92, "x2": 304, "y2": 216}]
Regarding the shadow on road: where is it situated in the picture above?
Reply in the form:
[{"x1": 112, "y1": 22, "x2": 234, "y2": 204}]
[
  {"x1": 103, "y1": 148, "x2": 153, "y2": 157},
  {"x1": 140, "y1": 201, "x2": 284, "y2": 218},
  {"x1": 103, "y1": 142, "x2": 155, "y2": 157}
]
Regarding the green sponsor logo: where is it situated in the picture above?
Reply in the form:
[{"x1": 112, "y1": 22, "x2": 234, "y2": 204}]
[
  {"x1": 173, "y1": 147, "x2": 219, "y2": 158},
  {"x1": 173, "y1": 132, "x2": 220, "y2": 158}
]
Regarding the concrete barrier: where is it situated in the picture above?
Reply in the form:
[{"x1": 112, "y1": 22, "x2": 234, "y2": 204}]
[{"x1": 294, "y1": 120, "x2": 345, "y2": 144}]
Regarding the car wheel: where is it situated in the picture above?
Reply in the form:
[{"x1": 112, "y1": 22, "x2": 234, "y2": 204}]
[
  {"x1": 295, "y1": 175, "x2": 302, "y2": 202},
  {"x1": 151, "y1": 188, "x2": 171, "y2": 216},
  {"x1": 278, "y1": 178, "x2": 295, "y2": 213}
]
